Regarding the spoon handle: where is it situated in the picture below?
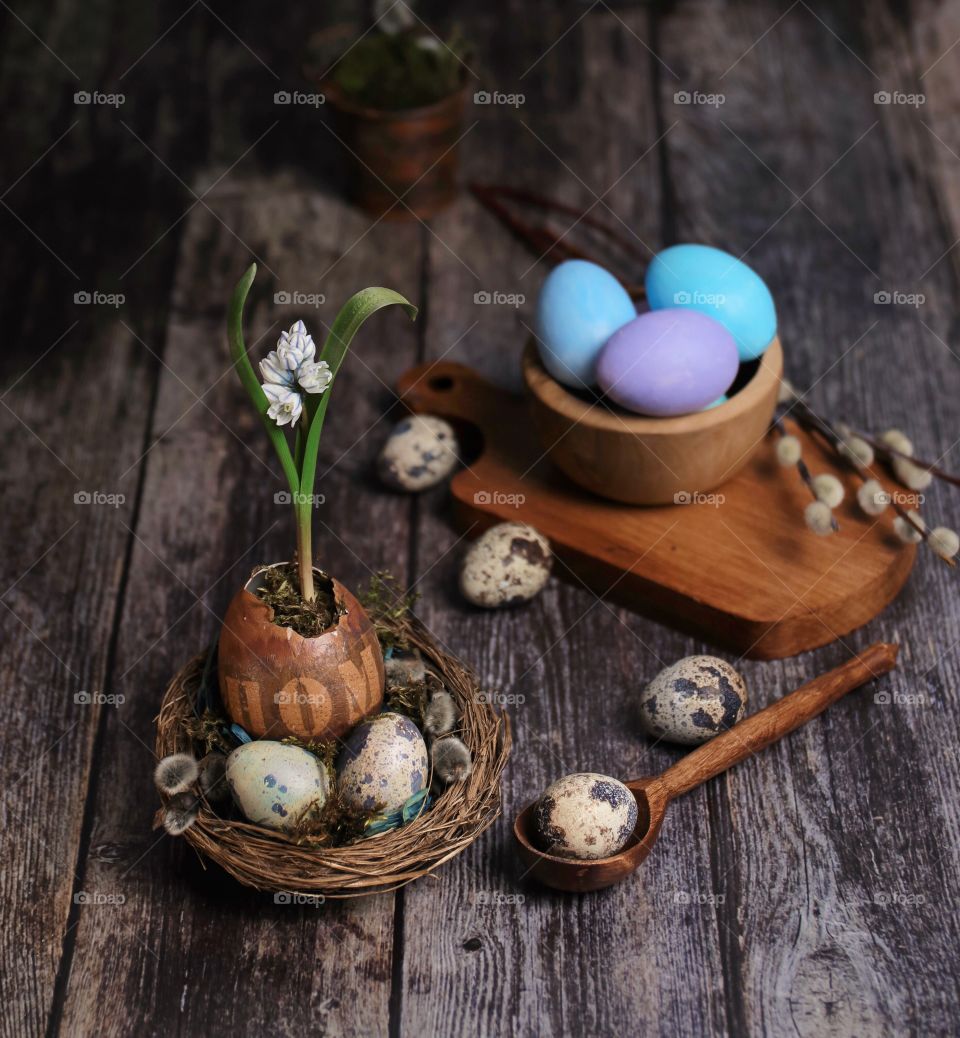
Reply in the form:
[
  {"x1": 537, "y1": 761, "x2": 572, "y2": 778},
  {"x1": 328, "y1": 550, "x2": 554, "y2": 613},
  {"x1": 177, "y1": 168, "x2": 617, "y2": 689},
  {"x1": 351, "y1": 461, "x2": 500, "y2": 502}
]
[{"x1": 658, "y1": 643, "x2": 899, "y2": 800}]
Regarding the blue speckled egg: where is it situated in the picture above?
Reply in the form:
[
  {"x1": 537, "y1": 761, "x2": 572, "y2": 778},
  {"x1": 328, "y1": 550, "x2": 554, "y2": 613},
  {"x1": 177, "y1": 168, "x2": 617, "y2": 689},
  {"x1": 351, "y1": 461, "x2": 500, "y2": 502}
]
[
  {"x1": 703, "y1": 394, "x2": 728, "y2": 410},
  {"x1": 336, "y1": 712, "x2": 428, "y2": 815},
  {"x1": 535, "y1": 259, "x2": 636, "y2": 388},
  {"x1": 645, "y1": 244, "x2": 777, "y2": 361},
  {"x1": 639, "y1": 655, "x2": 747, "y2": 746},
  {"x1": 226, "y1": 741, "x2": 329, "y2": 832},
  {"x1": 596, "y1": 309, "x2": 739, "y2": 416},
  {"x1": 533, "y1": 772, "x2": 638, "y2": 860}
]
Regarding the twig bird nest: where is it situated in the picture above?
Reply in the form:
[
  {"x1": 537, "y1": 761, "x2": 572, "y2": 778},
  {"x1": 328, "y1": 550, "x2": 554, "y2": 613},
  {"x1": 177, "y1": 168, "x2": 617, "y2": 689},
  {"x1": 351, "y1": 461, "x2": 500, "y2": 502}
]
[{"x1": 155, "y1": 612, "x2": 511, "y2": 898}]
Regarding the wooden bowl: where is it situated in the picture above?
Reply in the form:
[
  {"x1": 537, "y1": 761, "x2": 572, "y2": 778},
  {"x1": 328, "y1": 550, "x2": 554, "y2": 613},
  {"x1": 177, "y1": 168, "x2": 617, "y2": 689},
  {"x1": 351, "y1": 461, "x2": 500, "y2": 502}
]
[
  {"x1": 521, "y1": 337, "x2": 784, "y2": 505},
  {"x1": 218, "y1": 564, "x2": 384, "y2": 742}
]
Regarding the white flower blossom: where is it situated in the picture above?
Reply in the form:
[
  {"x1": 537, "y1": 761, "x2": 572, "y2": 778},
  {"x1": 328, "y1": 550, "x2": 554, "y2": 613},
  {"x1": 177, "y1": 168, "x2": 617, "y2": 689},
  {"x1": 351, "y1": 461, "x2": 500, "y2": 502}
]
[
  {"x1": 892, "y1": 455, "x2": 932, "y2": 491},
  {"x1": 296, "y1": 358, "x2": 332, "y2": 394},
  {"x1": 277, "y1": 319, "x2": 316, "y2": 369},
  {"x1": 260, "y1": 320, "x2": 332, "y2": 425},
  {"x1": 880, "y1": 428, "x2": 913, "y2": 457},
  {"x1": 259, "y1": 350, "x2": 295, "y2": 388},
  {"x1": 839, "y1": 435, "x2": 874, "y2": 467},
  {"x1": 857, "y1": 479, "x2": 889, "y2": 516},
  {"x1": 777, "y1": 378, "x2": 796, "y2": 405},
  {"x1": 263, "y1": 383, "x2": 303, "y2": 427},
  {"x1": 893, "y1": 510, "x2": 925, "y2": 544}
]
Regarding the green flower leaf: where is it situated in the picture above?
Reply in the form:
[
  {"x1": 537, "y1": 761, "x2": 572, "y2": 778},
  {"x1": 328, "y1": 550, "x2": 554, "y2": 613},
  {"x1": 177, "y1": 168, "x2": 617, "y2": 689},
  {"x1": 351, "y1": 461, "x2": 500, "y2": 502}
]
[
  {"x1": 299, "y1": 288, "x2": 417, "y2": 499},
  {"x1": 227, "y1": 269, "x2": 415, "y2": 598},
  {"x1": 227, "y1": 263, "x2": 299, "y2": 494}
]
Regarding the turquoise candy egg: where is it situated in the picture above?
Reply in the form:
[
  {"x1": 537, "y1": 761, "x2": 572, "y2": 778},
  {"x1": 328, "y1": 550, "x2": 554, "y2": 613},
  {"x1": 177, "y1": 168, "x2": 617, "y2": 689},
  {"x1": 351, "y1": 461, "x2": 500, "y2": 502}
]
[
  {"x1": 645, "y1": 244, "x2": 777, "y2": 361},
  {"x1": 535, "y1": 259, "x2": 636, "y2": 388}
]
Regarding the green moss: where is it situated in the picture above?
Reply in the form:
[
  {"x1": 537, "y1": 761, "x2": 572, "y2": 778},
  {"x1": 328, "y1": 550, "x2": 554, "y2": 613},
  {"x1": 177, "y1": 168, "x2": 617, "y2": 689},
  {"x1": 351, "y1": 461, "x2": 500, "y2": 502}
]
[
  {"x1": 360, "y1": 571, "x2": 420, "y2": 652},
  {"x1": 256, "y1": 563, "x2": 341, "y2": 638},
  {"x1": 289, "y1": 785, "x2": 372, "y2": 846},
  {"x1": 384, "y1": 679, "x2": 428, "y2": 724},
  {"x1": 279, "y1": 734, "x2": 338, "y2": 781},
  {"x1": 182, "y1": 710, "x2": 235, "y2": 755},
  {"x1": 326, "y1": 29, "x2": 470, "y2": 110}
]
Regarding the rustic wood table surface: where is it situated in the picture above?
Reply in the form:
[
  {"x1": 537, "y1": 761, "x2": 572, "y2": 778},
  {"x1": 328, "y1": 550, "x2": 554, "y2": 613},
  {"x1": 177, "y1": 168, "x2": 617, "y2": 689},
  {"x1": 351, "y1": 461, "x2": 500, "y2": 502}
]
[{"x1": 3, "y1": 1, "x2": 959, "y2": 1035}]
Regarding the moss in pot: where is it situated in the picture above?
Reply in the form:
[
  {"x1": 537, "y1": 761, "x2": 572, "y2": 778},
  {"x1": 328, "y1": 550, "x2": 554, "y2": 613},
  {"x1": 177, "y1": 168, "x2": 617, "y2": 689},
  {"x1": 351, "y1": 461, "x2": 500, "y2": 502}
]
[
  {"x1": 218, "y1": 264, "x2": 416, "y2": 741},
  {"x1": 308, "y1": 18, "x2": 473, "y2": 219}
]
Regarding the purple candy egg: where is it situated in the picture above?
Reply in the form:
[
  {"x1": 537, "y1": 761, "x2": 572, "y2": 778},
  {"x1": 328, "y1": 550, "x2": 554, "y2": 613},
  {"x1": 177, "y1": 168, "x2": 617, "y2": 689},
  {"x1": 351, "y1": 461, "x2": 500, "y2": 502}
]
[{"x1": 596, "y1": 309, "x2": 739, "y2": 417}]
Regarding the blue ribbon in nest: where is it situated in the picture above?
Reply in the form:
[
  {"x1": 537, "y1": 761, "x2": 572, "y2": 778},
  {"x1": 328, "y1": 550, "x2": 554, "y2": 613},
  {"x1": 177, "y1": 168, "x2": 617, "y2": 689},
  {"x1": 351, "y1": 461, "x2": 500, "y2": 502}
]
[{"x1": 363, "y1": 789, "x2": 432, "y2": 836}]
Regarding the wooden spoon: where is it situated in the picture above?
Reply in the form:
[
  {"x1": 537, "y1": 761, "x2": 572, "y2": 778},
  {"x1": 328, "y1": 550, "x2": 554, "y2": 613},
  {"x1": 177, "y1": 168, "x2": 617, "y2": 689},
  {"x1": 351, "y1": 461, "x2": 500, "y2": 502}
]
[{"x1": 514, "y1": 643, "x2": 898, "y2": 893}]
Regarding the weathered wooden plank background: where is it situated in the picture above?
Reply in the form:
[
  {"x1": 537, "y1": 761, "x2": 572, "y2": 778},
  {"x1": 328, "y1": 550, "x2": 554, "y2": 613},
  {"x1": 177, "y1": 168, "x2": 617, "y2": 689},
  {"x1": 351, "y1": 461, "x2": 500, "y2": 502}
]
[{"x1": 1, "y1": 1, "x2": 958, "y2": 1036}]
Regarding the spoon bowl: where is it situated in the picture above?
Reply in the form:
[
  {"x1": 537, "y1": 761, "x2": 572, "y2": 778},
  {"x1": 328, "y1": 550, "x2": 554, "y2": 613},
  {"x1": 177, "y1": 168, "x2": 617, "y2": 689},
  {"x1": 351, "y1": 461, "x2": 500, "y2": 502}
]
[
  {"x1": 514, "y1": 644, "x2": 898, "y2": 893},
  {"x1": 514, "y1": 777, "x2": 668, "y2": 892}
]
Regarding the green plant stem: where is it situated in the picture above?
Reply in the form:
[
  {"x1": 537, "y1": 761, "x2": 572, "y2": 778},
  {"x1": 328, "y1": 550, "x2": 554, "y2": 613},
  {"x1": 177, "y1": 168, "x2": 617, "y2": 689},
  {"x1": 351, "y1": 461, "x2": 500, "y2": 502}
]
[
  {"x1": 295, "y1": 502, "x2": 314, "y2": 602},
  {"x1": 299, "y1": 288, "x2": 417, "y2": 507},
  {"x1": 294, "y1": 424, "x2": 305, "y2": 473}
]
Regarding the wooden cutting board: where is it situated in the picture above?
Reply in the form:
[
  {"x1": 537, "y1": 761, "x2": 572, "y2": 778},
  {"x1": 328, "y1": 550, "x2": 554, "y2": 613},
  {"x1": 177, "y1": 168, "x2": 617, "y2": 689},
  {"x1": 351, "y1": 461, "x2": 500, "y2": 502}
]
[{"x1": 396, "y1": 361, "x2": 916, "y2": 659}]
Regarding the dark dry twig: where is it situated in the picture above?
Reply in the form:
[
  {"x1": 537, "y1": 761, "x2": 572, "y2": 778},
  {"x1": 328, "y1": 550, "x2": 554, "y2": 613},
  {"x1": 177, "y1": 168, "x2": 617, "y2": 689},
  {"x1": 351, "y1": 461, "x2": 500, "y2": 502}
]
[{"x1": 470, "y1": 182, "x2": 646, "y2": 295}]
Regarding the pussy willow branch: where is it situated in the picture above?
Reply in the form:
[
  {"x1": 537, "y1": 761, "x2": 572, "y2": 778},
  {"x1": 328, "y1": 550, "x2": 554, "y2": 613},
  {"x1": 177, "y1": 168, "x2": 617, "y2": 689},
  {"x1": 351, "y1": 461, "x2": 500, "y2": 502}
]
[
  {"x1": 843, "y1": 426, "x2": 960, "y2": 489},
  {"x1": 772, "y1": 416, "x2": 839, "y2": 531},
  {"x1": 782, "y1": 398, "x2": 956, "y2": 568}
]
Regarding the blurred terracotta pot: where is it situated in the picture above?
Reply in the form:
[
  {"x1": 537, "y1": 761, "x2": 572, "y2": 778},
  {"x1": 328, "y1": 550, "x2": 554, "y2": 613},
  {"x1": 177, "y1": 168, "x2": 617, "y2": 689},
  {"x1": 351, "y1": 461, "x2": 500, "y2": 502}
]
[
  {"x1": 322, "y1": 81, "x2": 469, "y2": 219},
  {"x1": 218, "y1": 564, "x2": 384, "y2": 742}
]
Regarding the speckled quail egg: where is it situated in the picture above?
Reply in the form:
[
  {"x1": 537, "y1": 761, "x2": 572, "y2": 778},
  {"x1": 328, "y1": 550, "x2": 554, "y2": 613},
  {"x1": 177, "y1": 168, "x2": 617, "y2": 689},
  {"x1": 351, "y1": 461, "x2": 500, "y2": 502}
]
[
  {"x1": 336, "y1": 712, "x2": 429, "y2": 815},
  {"x1": 459, "y1": 522, "x2": 552, "y2": 608},
  {"x1": 533, "y1": 773, "x2": 638, "y2": 860},
  {"x1": 639, "y1": 655, "x2": 747, "y2": 746},
  {"x1": 225, "y1": 741, "x2": 329, "y2": 833},
  {"x1": 378, "y1": 414, "x2": 459, "y2": 491}
]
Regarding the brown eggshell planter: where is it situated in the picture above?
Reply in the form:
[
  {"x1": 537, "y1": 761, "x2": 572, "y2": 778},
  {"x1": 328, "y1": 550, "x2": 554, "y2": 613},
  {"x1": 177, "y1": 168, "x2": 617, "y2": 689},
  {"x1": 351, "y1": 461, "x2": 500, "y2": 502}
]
[{"x1": 218, "y1": 563, "x2": 384, "y2": 742}]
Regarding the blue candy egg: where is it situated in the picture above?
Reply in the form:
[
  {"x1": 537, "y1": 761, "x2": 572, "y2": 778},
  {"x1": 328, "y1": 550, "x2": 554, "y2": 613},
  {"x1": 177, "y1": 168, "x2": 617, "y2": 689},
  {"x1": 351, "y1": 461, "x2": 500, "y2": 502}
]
[
  {"x1": 645, "y1": 244, "x2": 777, "y2": 361},
  {"x1": 535, "y1": 260, "x2": 636, "y2": 388}
]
